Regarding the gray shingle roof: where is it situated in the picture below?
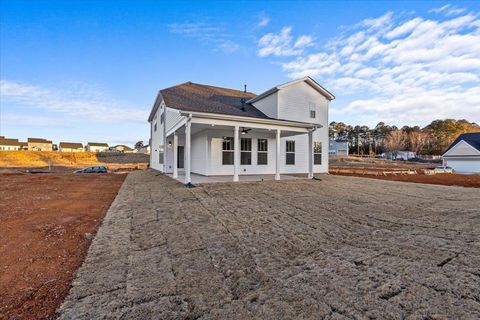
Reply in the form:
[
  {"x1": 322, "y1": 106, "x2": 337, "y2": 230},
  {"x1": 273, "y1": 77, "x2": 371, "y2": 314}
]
[{"x1": 160, "y1": 82, "x2": 268, "y2": 119}]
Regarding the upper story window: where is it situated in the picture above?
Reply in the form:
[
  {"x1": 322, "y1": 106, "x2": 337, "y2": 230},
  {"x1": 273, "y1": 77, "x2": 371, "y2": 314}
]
[
  {"x1": 222, "y1": 137, "x2": 234, "y2": 165},
  {"x1": 154, "y1": 122, "x2": 157, "y2": 132},
  {"x1": 286, "y1": 140, "x2": 295, "y2": 165},
  {"x1": 309, "y1": 102, "x2": 316, "y2": 119},
  {"x1": 257, "y1": 139, "x2": 268, "y2": 165}
]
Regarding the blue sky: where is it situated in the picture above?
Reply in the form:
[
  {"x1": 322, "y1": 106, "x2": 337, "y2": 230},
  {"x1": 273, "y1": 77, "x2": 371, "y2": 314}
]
[{"x1": 1, "y1": 0, "x2": 479, "y2": 145}]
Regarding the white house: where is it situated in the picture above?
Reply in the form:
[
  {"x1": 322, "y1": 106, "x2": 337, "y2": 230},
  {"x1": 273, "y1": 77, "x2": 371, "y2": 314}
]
[
  {"x1": 0, "y1": 137, "x2": 20, "y2": 151},
  {"x1": 86, "y1": 142, "x2": 109, "y2": 153},
  {"x1": 59, "y1": 142, "x2": 84, "y2": 152},
  {"x1": 443, "y1": 132, "x2": 480, "y2": 173},
  {"x1": 329, "y1": 139, "x2": 348, "y2": 156},
  {"x1": 148, "y1": 77, "x2": 335, "y2": 184}
]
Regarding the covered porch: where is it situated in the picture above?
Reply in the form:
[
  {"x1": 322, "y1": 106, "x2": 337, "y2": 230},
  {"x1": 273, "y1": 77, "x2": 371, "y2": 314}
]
[{"x1": 163, "y1": 111, "x2": 319, "y2": 185}]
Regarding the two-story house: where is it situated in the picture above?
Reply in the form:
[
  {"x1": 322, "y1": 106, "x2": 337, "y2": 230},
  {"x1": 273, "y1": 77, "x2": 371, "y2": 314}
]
[{"x1": 148, "y1": 77, "x2": 335, "y2": 184}]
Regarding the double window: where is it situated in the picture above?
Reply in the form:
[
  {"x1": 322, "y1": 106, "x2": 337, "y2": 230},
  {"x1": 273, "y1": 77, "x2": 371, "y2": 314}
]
[
  {"x1": 241, "y1": 138, "x2": 252, "y2": 165},
  {"x1": 286, "y1": 141, "x2": 295, "y2": 165},
  {"x1": 257, "y1": 139, "x2": 268, "y2": 165},
  {"x1": 314, "y1": 142, "x2": 322, "y2": 165},
  {"x1": 222, "y1": 137, "x2": 234, "y2": 165}
]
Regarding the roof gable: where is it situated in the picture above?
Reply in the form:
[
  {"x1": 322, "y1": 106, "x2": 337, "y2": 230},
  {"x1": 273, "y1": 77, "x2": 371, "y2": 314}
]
[
  {"x1": 247, "y1": 76, "x2": 335, "y2": 104},
  {"x1": 443, "y1": 132, "x2": 480, "y2": 155}
]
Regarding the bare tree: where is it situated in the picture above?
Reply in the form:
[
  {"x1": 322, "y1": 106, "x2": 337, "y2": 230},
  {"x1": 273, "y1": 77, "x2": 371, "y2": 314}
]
[
  {"x1": 384, "y1": 130, "x2": 407, "y2": 159},
  {"x1": 409, "y1": 131, "x2": 429, "y2": 157}
]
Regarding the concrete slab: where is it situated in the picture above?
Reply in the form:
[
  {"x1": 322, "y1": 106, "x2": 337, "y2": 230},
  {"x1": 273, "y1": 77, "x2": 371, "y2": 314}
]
[{"x1": 167, "y1": 172, "x2": 301, "y2": 184}]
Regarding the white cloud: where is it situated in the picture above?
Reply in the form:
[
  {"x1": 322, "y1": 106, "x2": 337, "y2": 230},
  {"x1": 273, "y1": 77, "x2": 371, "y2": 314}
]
[
  {"x1": 168, "y1": 21, "x2": 240, "y2": 54},
  {"x1": 257, "y1": 27, "x2": 313, "y2": 57},
  {"x1": 257, "y1": 14, "x2": 270, "y2": 28},
  {"x1": 257, "y1": 7, "x2": 480, "y2": 126},
  {"x1": 430, "y1": 4, "x2": 467, "y2": 16},
  {"x1": 0, "y1": 80, "x2": 147, "y2": 123}
]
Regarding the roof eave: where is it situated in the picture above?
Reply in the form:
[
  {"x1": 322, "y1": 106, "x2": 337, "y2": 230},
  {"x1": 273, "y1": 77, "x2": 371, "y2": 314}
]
[{"x1": 179, "y1": 110, "x2": 321, "y2": 129}]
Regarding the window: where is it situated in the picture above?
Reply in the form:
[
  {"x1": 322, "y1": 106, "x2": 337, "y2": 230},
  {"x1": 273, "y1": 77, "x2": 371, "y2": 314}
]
[
  {"x1": 160, "y1": 111, "x2": 164, "y2": 124},
  {"x1": 159, "y1": 145, "x2": 164, "y2": 164},
  {"x1": 257, "y1": 139, "x2": 268, "y2": 165},
  {"x1": 154, "y1": 122, "x2": 157, "y2": 132},
  {"x1": 241, "y1": 138, "x2": 252, "y2": 165},
  {"x1": 309, "y1": 102, "x2": 316, "y2": 119},
  {"x1": 286, "y1": 140, "x2": 295, "y2": 165},
  {"x1": 222, "y1": 137, "x2": 234, "y2": 165},
  {"x1": 314, "y1": 142, "x2": 322, "y2": 165}
]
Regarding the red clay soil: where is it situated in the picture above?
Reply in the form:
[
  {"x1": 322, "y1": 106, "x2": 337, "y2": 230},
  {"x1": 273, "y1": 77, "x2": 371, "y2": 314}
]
[
  {"x1": 0, "y1": 173, "x2": 126, "y2": 320},
  {"x1": 331, "y1": 172, "x2": 480, "y2": 188}
]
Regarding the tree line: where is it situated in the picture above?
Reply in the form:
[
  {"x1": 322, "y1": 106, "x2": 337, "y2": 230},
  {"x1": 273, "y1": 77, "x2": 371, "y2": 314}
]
[{"x1": 329, "y1": 119, "x2": 479, "y2": 156}]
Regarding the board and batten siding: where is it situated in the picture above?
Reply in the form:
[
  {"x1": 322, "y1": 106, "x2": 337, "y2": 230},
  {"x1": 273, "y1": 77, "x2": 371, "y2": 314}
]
[{"x1": 149, "y1": 101, "x2": 164, "y2": 171}]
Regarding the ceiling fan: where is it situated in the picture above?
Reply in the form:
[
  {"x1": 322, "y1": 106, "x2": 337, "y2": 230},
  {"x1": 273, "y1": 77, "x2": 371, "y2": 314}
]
[{"x1": 241, "y1": 127, "x2": 251, "y2": 135}]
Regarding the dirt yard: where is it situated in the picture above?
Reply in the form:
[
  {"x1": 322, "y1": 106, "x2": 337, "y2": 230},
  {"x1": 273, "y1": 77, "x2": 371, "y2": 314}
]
[
  {"x1": 58, "y1": 171, "x2": 480, "y2": 319},
  {"x1": 331, "y1": 171, "x2": 480, "y2": 188},
  {"x1": 0, "y1": 173, "x2": 125, "y2": 320}
]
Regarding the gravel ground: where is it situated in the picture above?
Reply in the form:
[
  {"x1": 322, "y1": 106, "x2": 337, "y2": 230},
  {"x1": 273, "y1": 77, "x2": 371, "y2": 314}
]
[{"x1": 58, "y1": 170, "x2": 480, "y2": 319}]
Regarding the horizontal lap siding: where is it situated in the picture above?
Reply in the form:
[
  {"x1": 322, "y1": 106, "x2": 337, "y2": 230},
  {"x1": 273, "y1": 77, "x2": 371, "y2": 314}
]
[{"x1": 278, "y1": 82, "x2": 329, "y2": 173}]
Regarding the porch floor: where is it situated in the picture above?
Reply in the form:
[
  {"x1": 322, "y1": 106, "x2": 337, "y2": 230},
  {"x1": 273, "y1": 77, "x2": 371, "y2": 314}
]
[{"x1": 167, "y1": 172, "x2": 302, "y2": 184}]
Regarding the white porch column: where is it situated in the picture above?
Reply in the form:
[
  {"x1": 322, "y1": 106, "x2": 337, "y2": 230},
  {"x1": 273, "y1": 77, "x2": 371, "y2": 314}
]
[
  {"x1": 233, "y1": 126, "x2": 240, "y2": 182},
  {"x1": 275, "y1": 129, "x2": 281, "y2": 180},
  {"x1": 173, "y1": 131, "x2": 178, "y2": 179},
  {"x1": 185, "y1": 119, "x2": 191, "y2": 185},
  {"x1": 308, "y1": 131, "x2": 314, "y2": 179}
]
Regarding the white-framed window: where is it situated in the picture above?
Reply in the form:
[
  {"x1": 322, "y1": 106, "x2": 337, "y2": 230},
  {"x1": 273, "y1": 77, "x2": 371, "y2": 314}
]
[
  {"x1": 241, "y1": 138, "x2": 252, "y2": 165},
  {"x1": 154, "y1": 122, "x2": 157, "y2": 132},
  {"x1": 309, "y1": 102, "x2": 316, "y2": 119},
  {"x1": 314, "y1": 142, "x2": 322, "y2": 165},
  {"x1": 159, "y1": 145, "x2": 164, "y2": 164},
  {"x1": 222, "y1": 137, "x2": 234, "y2": 165},
  {"x1": 257, "y1": 139, "x2": 268, "y2": 165},
  {"x1": 286, "y1": 140, "x2": 295, "y2": 165}
]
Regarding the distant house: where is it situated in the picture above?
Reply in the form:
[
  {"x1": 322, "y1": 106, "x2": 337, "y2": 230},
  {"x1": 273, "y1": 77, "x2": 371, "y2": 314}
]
[
  {"x1": 0, "y1": 137, "x2": 20, "y2": 151},
  {"x1": 111, "y1": 144, "x2": 134, "y2": 153},
  {"x1": 19, "y1": 141, "x2": 28, "y2": 150},
  {"x1": 27, "y1": 138, "x2": 53, "y2": 151},
  {"x1": 329, "y1": 139, "x2": 348, "y2": 156},
  {"x1": 443, "y1": 132, "x2": 480, "y2": 173},
  {"x1": 59, "y1": 142, "x2": 84, "y2": 152},
  {"x1": 86, "y1": 142, "x2": 109, "y2": 153}
]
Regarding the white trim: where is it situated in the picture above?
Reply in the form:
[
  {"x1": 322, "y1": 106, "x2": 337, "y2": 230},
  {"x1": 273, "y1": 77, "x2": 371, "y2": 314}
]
[{"x1": 443, "y1": 139, "x2": 480, "y2": 157}]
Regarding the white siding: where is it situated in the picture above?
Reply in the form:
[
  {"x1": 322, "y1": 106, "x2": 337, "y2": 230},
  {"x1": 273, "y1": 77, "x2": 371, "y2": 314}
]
[
  {"x1": 165, "y1": 107, "x2": 183, "y2": 133},
  {"x1": 149, "y1": 102, "x2": 164, "y2": 171},
  {"x1": 191, "y1": 131, "x2": 208, "y2": 175},
  {"x1": 444, "y1": 140, "x2": 480, "y2": 156},
  {"x1": 251, "y1": 92, "x2": 278, "y2": 118},
  {"x1": 445, "y1": 158, "x2": 480, "y2": 173}
]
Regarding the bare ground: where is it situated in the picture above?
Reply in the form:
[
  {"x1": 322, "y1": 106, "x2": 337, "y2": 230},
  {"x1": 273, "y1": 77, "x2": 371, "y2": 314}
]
[
  {"x1": 58, "y1": 171, "x2": 480, "y2": 319},
  {"x1": 0, "y1": 173, "x2": 126, "y2": 320}
]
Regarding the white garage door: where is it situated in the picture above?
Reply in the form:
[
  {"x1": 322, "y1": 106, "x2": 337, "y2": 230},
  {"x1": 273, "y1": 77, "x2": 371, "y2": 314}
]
[
  {"x1": 337, "y1": 149, "x2": 348, "y2": 156},
  {"x1": 447, "y1": 160, "x2": 480, "y2": 173}
]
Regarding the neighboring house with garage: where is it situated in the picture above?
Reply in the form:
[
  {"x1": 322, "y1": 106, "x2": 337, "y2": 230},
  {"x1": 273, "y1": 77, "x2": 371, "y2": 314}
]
[
  {"x1": 148, "y1": 77, "x2": 334, "y2": 184},
  {"x1": 86, "y1": 142, "x2": 109, "y2": 153},
  {"x1": 0, "y1": 137, "x2": 20, "y2": 150},
  {"x1": 59, "y1": 142, "x2": 84, "y2": 152},
  {"x1": 328, "y1": 139, "x2": 348, "y2": 156},
  {"x1": 442, "y1": 132, "x2": 480, "y2": 173},
  {"x1": 28, "y1": 138, "x2": 53, "y2": 151}
]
